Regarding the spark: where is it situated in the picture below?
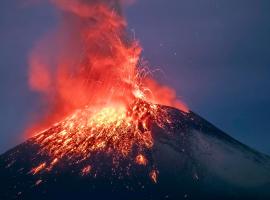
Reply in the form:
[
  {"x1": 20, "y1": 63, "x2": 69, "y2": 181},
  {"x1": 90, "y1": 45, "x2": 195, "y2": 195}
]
[
  {"x1": 35, "y1": 180, "x2": 43, "y2": 186},
  {"x1": 150, "y1": 170, "x2": 158, "y2": 184},
  {"x1": 135, "y1": 154, "x2": 148, "y2": 166},
  {"x1": 81, "y1": 165, "x2": 92, "y2": 176}
]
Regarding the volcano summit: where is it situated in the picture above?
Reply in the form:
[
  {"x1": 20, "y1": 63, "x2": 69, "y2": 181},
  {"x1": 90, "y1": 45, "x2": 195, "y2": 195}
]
[{"x1": 1, "y1": 101, "x2": 270, "y2": 200}]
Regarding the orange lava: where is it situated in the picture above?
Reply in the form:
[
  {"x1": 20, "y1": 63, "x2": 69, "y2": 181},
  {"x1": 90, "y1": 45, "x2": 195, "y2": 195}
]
[
  {"x1": 32, "y1": 100, "x2": 169, "y2": 174},
  {"x1": 26, "y1": 0, "x2": 188, "y2": 183}
]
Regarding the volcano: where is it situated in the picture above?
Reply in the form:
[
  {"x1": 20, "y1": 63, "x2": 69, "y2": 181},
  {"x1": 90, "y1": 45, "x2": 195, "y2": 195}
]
[
  {"x1": 2, "y1": 0, "x2": 269, "y2": 199},
  {"x1": 1, "y1": 102, "x2": 270, "y2": 200}
]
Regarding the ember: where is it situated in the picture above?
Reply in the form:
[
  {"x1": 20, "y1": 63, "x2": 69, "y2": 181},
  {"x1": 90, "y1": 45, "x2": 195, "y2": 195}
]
[
  {"x1": 31, "y1": 162, "x2": 46, "y2": 175},
  {"x1": 81, "y1": 165, "x2": 92, "y2": 176},
  {"x1": 135, "y1": 154, "x2": 148, "y2": 166},
  {"x1": 150, "y1": 170, "x2": 158, "y2": 184}
]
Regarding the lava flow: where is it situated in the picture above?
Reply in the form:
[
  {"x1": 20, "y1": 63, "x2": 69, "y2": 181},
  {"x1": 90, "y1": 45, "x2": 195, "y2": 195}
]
[{"x1": 27, "y1": 0, "x2": 188, "y2": 183}]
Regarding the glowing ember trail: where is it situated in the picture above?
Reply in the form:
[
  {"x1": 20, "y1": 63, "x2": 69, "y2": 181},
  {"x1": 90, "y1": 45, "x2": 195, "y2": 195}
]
[
  {"x1": 31, "y1": 162, "x2": 46, "y2": 175},
  {"x1": 150, "y1": 170, "x2": 158, "y2": 184},
  {"x1": 26, "y1": 0, "x2": 188, "y2": 182}
]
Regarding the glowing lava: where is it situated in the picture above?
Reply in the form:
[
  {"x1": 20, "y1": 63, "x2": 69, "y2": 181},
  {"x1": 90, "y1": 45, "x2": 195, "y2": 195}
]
[
  {"x1": 27, "y1": 0, "x2": 188, "y2": 184},
  {"x1": 31, "y1": 100, "x2": 172, "y2": 184}
]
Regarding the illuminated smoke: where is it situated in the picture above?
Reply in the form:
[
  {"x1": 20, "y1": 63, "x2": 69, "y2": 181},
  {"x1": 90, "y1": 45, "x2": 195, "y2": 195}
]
[{"x1": 28, "y1": 0, "x2": 188, "y2": 134}]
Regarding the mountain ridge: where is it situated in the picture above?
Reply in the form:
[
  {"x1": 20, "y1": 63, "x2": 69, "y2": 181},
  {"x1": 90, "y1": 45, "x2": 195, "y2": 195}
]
[{"x1": 1, "y1": 104, "x2": 270, "y2": 200}]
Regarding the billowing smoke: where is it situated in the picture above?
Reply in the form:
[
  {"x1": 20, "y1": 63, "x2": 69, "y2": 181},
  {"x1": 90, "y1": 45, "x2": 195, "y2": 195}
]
[{"x1": 28, "y1": 0, "x2": 188, "y2": 134}]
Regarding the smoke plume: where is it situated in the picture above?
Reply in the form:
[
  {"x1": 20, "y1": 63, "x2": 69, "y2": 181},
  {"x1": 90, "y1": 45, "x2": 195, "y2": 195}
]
[{"x1": 28, "y1": 0, "x2": 188, "y2": 133}]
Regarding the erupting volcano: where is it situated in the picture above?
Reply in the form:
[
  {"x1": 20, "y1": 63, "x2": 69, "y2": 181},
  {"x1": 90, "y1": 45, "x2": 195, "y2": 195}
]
[{"x1": 1, "y1": 0, "x2": 270, "y2": 200}]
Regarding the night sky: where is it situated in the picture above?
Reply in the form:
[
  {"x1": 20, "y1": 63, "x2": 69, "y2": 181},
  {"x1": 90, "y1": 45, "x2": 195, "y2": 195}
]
[{"x1": 0, "y1": 0, "x2": 270, "y2": 155}]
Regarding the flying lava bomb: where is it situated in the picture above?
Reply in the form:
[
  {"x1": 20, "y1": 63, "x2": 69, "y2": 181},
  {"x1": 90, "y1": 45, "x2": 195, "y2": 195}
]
[{"x1": 0, "y1": 0, "x2": 270, "y2": 200}]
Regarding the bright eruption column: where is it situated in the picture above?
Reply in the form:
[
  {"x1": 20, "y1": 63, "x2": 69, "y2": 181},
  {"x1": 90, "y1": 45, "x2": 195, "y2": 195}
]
[{"x1": 27, "y1": 0, "x2": 188, "y2": 182}]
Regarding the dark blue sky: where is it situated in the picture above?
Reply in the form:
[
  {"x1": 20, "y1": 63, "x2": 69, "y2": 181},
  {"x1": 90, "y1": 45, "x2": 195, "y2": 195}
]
[{"x1": 0, "y1": 0, "x2": 270, "y2": 155}]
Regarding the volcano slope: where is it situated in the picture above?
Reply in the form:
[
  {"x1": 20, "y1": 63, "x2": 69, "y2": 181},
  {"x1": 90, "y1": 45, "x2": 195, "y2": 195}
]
[{"x1": 0, "y1": 103, "x2": 270, "y2": 200}]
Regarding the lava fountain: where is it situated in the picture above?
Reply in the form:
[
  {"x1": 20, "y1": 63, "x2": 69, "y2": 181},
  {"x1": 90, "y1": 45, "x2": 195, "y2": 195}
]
[{"x1": 27, "y1": 0, "x2": 188, "y2": 182}]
